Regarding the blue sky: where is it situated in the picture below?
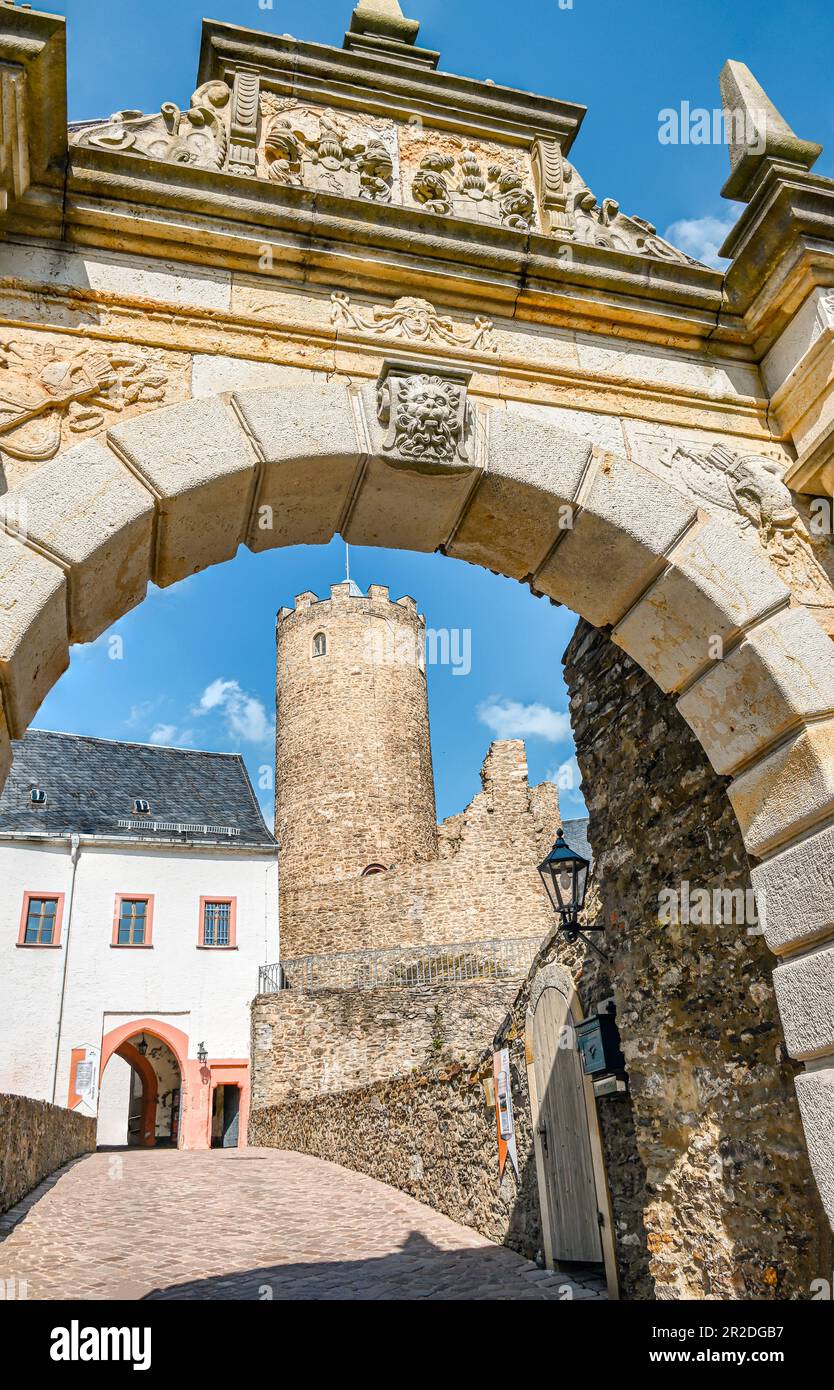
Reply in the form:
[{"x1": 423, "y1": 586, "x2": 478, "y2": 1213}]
[{"x1": 34, "y1": 0, "x2": 834, "y2": 826}]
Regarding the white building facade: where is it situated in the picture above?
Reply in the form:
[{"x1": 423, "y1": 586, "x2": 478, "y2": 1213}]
[{"x1": 0, "y1": 732, "x2": 278, "y2": 1149}]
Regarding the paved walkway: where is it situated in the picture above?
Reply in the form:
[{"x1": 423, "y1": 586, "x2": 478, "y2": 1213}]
[{"x1": 0, "y1": 1149, "x2": 607, "y2": 1301}]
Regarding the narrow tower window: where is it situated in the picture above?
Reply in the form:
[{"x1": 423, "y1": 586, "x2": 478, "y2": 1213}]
[{"x1": 312, "y1": 632, "x2": 327, "y2": 658}]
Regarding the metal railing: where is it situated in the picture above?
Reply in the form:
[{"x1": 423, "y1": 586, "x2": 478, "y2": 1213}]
[{"x1": 257, "y1": 936, "x2": 542, "y2": 995}]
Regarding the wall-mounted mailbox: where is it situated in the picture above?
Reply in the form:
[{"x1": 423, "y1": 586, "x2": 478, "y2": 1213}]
[{"x1": 575, "y1": 1008, "x2": 625, "y2": 1077}]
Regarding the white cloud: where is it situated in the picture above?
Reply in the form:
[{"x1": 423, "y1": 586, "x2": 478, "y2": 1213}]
[
  {"x1": 477, "y1": 697, "x2": 571, "y2": 743},
  {"x1": 663, "y1": 214, "x2": 738, "y2": 270},
  {"x1": 149, "y1": 723, "x2": 177, "y2": 745},
  {"x1": 148, "y1": 723, "x2": 194, "y2": 747},
  {"x1": 195, "y1": 678, "x2": 273, "y2": 746}
]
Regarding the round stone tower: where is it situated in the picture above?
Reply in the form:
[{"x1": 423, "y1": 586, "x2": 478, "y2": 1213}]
[{"x1": 275, "y1": 580, "x2": 438, "y2": 894}]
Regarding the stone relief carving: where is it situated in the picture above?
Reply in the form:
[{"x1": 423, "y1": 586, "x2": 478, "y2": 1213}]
[
  {"x1": 670, "y1": 442, "x2": 830, "y2": 602},
  {"x1": 409, "y1": 145, "x2": 535, "y2": 231},
  {"x1": 562, "y1": 160, "x2": 701, "y2": 264},
  {"x1": 331, "y1": 292, "x2": 496, "y2": 351},
  {"x1": 71, "y1": 81, "x2": 232, "y2": 173},
  {"x1": 0, "y1": 337, "x2": 175, "y2": 468},
  {"x1": 69, "y1": 84, "x2": 694, "y2": 266},
  {"x1": 377, "y1": 364, "x2": 472, "y2": 464},
  {"x1": 260, "y1": 97, "x2": 396, "y2": 202}
]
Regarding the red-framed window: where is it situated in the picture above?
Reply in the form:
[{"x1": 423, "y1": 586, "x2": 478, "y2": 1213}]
[
  {"x1": 112, "y1": 895, "x2": 154, "y2": 947},
  {"x1": 198, "y1": 897, "x2": 237, "y2": 949},
  {"x1": 18, "y1": 892, "x2": 65, "y2": 947}
]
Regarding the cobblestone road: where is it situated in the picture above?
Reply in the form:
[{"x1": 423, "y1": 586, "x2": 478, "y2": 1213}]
[{"x1": 0, "y1": 1148, "x2": 607, "y2": 1301}]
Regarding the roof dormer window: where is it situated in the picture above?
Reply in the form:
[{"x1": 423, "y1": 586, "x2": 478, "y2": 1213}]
[
  {"x1": 134, "y1": 798, "x2": 151, "y2": 815},
  {"x1": 30, "y1": 788, "x2": 46, "y2": 805}
]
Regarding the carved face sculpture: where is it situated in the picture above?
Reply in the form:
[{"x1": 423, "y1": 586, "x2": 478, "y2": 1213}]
[
  {"x1": 390, "y1": 374, "x2": 465, "y2": 461},
  {"x1": 404, "y1": 377, "x2": 456, "y2": 430}
]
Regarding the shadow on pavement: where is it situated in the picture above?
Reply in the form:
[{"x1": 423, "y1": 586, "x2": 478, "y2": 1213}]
[{"x1": 143, "y1": 1229, "x2": 597, "y2": 1301}]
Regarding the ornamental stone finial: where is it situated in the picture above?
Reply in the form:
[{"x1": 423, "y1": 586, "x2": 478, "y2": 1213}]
[
  {"x1": 719, "y1": 59, "x2": 822, "y2": 202},
  {"x1": 344, "y1": 0, "x2": 439, "y2": 69},
  {"x1": 349, "y1": 0, "x2": 420, "y2": 44}
]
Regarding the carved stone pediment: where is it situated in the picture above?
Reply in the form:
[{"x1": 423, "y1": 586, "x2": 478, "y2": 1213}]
[
  {"x1": 562, "y1": 160, "x2": 701, "y2": 266},
  {"x1": 375, "y1": 360, "x2": 473, "y2": 467},
  {"x1": 65, "y1": 56, "x2": 703, "y2": 267},
  {"x1": 400, "y1": 131, "x2": 536, "y2": 232},
  {"x1": 71, "y1": 81, "x2": 231, "y2": 172}
]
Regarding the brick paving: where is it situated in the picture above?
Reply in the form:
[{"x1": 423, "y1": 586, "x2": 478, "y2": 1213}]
[{"x1": 0, "y1": 1148, "x2": 607, "y2": 1301}]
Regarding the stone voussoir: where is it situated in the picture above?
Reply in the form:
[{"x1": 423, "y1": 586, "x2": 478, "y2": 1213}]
[
  {"x1": 752, "y1": 822, "x2": 834, "y2": 955},
  {"x1": 0, "y1": 440, "x2": 156, "y2": 644},
  {"x1": 795, "y1": 1067, "x2": 834, "y2": 1228},
  {"x1": 612, "y1": 515, "x2": 790, "y2": 694},
  {"x1": 773, "y1": 945, "x2": 834, "y2": 1061},
  {"x1": 233, "y1": 381, "x2": 361, "y2": 550},
  {"x1": 447, "y1": 408, "x2": 592, "y2": 579},
  {"x1": 676, "y1": 604, "x2": 834, "y2": 777},
  {"x1": 107, "y1": 398, "x2": 256, "y2": 587},
  {"x1": 535, "y1": 449, "x2": 697, "y2": 626},
  {"x1": 0, "y1": 532, "x2": 68, "y2": 737},
  {"x1": 728, "y1": 719, "x2": 834, "y2": 858}
]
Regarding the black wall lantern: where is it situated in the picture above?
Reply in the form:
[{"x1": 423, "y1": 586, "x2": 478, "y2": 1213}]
[
  {"x1": 197, "y1": 1041, "x2": 208, "y2": 1066},
  {"x1": 136, "y1": 1034, "x2": 148, "y2": 1057},
  {"x1": 537, "y1": 828, "x2": 591, "y2": 940}
]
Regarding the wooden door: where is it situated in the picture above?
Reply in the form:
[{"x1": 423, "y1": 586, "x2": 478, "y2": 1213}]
[{"x1": 532, "y1": 986, "x2": 602, "y2": 1263}]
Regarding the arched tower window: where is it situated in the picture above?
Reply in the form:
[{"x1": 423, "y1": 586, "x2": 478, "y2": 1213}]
[
  {"x1": 361, "y1": 863, "x2": 388, "y2": 876},
  {"x1": 312, "y1": 631, "x2": 327, "y2": 658}
]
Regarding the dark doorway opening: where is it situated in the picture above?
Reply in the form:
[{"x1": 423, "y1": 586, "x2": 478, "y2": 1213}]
[{"x1": 212, "y1": 1084, "x2": 241, "y2": 1148}]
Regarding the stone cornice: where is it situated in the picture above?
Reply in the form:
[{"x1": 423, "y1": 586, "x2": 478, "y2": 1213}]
[
  {"x1": 196, "y1": 21, "x2": 586, "y2": 152},
  {"x1": 53, "y1": 144, "x2": 732, "y2": 353}
]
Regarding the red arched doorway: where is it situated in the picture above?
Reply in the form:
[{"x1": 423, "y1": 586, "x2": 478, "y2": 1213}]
[{"x1": 99, "y1": 1019, "x2": 191, "y2": 1149}]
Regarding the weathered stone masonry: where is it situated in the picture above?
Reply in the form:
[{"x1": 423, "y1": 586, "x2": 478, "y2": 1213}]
[
  {"x1": 276, "y1": 582, "x2": 437, "y2": 903},
  {"x1": 251, "y1": 979, "x2": 520, "y2": 1110},
  {"x1": 563, "y1": 621, "x2": 833, "y2": 1300},
  {"x1": 279, "y1": 734, "x2": 561, "y2": 959}
]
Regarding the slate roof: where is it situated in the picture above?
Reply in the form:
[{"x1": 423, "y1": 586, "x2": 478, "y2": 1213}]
[
  {"x1": 0, "y1": 730, "x2": 276, "y2": 849},
  {"x1": 561, "y1": 816, "x2": 593, "y2": 870}
]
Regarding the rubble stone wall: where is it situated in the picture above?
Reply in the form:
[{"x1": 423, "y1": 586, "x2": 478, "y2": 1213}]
[
  {"x1": 562, "y1": 620, "x2": 832, "y2": 1300},
  {"x1": 250, "y1": 978, "x2": 520, "y2": 1109},
  {"x1": 0, "y1": 1094, "x2": 95, "y2": 1214}
]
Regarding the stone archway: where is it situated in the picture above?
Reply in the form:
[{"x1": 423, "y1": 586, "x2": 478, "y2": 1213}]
[{"x1": 1, "y1": 381, "x2": 833, "y2": 1222}]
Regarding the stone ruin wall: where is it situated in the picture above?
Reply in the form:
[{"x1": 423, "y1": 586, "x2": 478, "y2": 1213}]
[
  {"x1": 278, "y1": 739, "x2": 560, "y2": 959},
  {"x1": 254, "y1": 620, "x2": 833, "y2": 1300},
  {"x1": 252, "y1": 740, "x2": 562, "y2": 1114}
]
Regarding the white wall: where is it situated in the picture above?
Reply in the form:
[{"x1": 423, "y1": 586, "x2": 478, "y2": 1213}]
[{"x1": 0, "y1": 838, "x2": 279, "y2": 1109}]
